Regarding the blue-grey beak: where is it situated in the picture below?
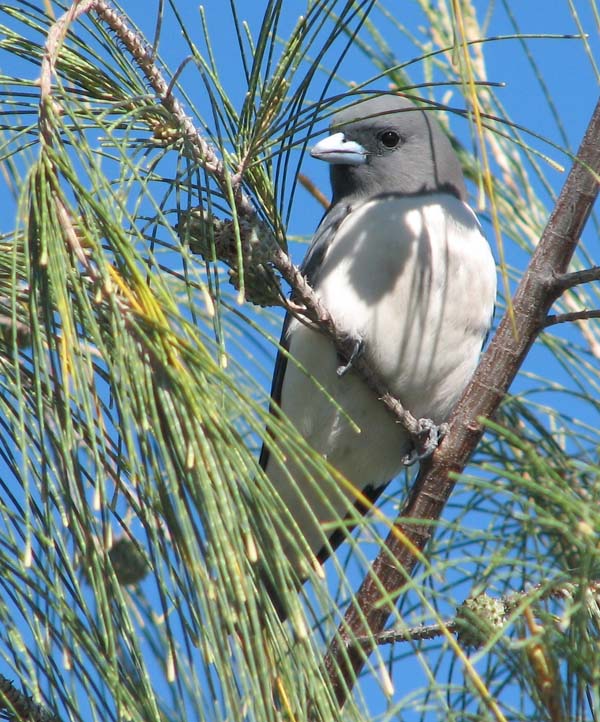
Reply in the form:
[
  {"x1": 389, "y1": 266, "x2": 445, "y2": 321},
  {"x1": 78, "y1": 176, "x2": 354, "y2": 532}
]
[{"x1": 310, "y1": 132, "x2": 368, "y2": 166}]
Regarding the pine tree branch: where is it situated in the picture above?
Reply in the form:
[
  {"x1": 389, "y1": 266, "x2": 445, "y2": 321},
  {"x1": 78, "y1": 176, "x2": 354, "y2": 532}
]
[
  {"x1": 322, "y1": 96, "x2": 600, "y2": 706},
  {"x1": 65, "y1": 0, "x2": 434, "y2": 444},
  {"x1": 0, "y1": 675, "x2": 60, "y2": 722},
  {"x1": 554, "y1": 265, "x2": 600, "y2": 291},
  {"x1": 362, "y1": 580, "x2": 600, "y2": 647},
  {"x1": 545, "y1": 309, "x2": 600, "y2": 327}
]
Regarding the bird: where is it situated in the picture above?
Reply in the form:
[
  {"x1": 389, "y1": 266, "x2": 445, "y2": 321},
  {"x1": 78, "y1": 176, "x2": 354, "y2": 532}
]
[{"x1": 259, "y1": 94, "x2": 497, "y2": 581}]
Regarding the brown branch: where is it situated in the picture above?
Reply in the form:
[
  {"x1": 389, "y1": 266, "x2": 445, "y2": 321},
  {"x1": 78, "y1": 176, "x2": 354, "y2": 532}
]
[
  {"x1": 322, "y1": 97, "x2": 600, "y2": 706},
  {"x1": 545, "y1": 309, "x2": 600, "y2": 327},
  {"x1": 553, "y1": 265, "x2": 600, "y2": 291},
  {"x1": 365, "y1": 620, "x2": 458, "y2": 646},
  {"x1": 0, "y1": 674, "x2": 60, "y2": 722},
  {"x1": 365, "y1": 580, "x2": 600, "y2": 647}
]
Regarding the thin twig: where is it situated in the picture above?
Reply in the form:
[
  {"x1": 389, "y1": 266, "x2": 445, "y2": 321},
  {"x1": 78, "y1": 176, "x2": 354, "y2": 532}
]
[
  {"x1": 93, "y1": 1, "x2": 245, "y2": 204},
  {"x1": 298, "y1": 172, "x2": 329, "y2": 209},
  {"x1": 545, "y1": 309, "x2": 600, "y2": 327},
  {"x1": 363, "y1": 580, "x2": 600, "y2": 647},
  {"x1": 38, "y1": 1, "x2": 111, "y2": 285},
  {"x1": 39, "y1": 0, "x2": 97, "y2": 146},
  {"x1": 361, "y1": 621, "x2": 458, "y2": 646},
  {"x1": 553, "y1": 266, "x2": 600, "y2": 291}
]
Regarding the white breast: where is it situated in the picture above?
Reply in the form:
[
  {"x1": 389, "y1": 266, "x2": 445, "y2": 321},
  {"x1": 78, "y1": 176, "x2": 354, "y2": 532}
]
[{"x1": 315, "y1": 193, "x2": 496, "y2": 419}]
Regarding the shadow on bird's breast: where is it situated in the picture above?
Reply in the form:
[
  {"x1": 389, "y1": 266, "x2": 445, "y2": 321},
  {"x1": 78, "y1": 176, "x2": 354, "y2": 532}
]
[{"x1": 328, "y1": 195, "x2": 436, "y2": 306}]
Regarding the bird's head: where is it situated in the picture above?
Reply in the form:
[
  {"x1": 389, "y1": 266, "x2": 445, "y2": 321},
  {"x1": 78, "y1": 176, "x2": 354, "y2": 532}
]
[{"x1": 310, "y1": 95, "x2": 467, "y2": 205}]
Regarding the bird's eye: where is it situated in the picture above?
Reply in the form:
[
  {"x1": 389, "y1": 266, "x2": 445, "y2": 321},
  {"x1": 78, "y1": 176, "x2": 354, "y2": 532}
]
[{"x1": 379, "y1": 130, "x2": 401, "y2": 148}]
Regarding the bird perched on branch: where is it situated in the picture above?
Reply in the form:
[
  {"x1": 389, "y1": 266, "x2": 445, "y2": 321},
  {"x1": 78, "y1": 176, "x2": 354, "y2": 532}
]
[{"x1": 259, "y1": 94, "x2": 496, "y2": 580}]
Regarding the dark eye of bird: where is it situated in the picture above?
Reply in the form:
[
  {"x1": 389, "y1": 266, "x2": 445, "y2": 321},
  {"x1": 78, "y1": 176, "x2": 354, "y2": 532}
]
[{"x1": 379, "y1": 130, "x2": 401, "y2": 148}]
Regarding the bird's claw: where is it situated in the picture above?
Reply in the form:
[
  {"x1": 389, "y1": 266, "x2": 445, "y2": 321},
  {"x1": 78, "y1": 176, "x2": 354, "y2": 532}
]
[
  {"x1": 336, "y1": 337, "x2": 364, "y2": 377},
  {"x1": 402, "y1": 419, "x2": 448, "y2": 467}
]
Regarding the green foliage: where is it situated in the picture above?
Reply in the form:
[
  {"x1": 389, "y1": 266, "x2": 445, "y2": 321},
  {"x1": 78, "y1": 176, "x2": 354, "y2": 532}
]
[{"x1": 0, "y1": 1, "x2": 599, "y2": 722}]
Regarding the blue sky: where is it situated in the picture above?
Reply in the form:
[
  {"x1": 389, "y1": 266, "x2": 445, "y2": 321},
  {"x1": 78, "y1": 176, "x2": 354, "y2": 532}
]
[{"x1": 1, "y1": 1, "x2": 599, "y2": 720}]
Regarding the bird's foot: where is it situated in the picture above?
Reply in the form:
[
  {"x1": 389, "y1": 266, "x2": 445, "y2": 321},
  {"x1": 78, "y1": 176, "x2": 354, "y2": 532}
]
[
  {"x1": 402, "y1": 419, "x2": 448, "y2": 467},
  {"x1": 336, "y1": 337, "x2": 364, "y2": 377}
]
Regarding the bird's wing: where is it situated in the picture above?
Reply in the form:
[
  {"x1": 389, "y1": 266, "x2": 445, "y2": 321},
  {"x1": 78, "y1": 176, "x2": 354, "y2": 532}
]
[
  {"x1": 299, "y1": 203, "x2": 350, "y2": 283},
  {"x1": 257, "y1": 312, "x2": 292, "y2": 470},
  {"x1": 258, "y1": 203, "x2": 349, "y2": 470}
]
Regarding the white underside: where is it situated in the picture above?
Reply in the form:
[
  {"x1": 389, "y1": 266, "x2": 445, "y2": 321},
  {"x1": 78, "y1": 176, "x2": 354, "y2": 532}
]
[{"x1": 265, "y1": 193, "x2": 496, "y2": 568}]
